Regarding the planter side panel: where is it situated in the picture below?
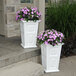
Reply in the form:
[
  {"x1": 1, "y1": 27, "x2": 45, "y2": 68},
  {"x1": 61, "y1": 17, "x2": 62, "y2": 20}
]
[
  {"x1": 20, "y1": 21, "x2": 39, "y2": 48},
  {"x1": 41, "y1": 44, "x2": 62, "y2": 72}
]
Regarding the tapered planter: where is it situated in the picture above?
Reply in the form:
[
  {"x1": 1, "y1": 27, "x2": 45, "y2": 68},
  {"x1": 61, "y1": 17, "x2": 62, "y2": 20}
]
[
  {"x1": 41, "y1": 43, "x2": 63, "y2": 72},
  {"x1": 20, "y1": 20, "x2": 40, "y2": 48}
]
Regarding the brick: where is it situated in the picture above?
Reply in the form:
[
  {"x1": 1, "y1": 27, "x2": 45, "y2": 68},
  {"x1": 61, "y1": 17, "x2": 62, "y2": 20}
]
[
  {"x1": 7, "y1": 14, "x2": 17, "y2": 24},
  {"x1": 6, "y1": 0, "x2": 20, "y2": 5},
  {"x1": 15, "y1": 5, "x2": 21, "y2": 12},
  {"x1": 6, "y1": 6, "x2": 15, "y2": 12},
  {"x1": 6, "y1": 23, "x2": 20, "y2": 37}
]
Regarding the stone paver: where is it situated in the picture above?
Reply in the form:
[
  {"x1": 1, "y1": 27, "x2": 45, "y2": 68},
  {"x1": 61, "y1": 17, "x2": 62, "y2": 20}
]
[
  {"x1": 43, "y1": 56, "x2": 76, "y2": 76},
  {"x1": 0, "y1": 56, "x2": 76, "y2": 76},
  {"x1": 0, "y1": 36, "x2": 41, "y2": 68},
  {"x1": 0, "y1": 36, "x2": 76, "y2": 76},
  {"x1": 0, "y1": 61, "x2": 44, "y2": 76}
]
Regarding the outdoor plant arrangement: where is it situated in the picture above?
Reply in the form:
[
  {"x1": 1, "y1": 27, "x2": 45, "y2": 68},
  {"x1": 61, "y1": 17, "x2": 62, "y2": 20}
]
[
  {"x1": 61, "y1": 33, "x2": 76, "y2": 57},
  {"x1": 37, "y1": 29, "x2": 64, "y2": 72},
  {"x1": 16, "y1": 7, "x2": 41, "y2": 21},
  {"x1": 16, "y1": 7, "x2": 41, "y2": 48},
  {"x1": 45, "y1": 1, "x2": 76, "y2": 57},
  {"x1": 46, "y1": 2, "x2": 76, "y2": 38}
]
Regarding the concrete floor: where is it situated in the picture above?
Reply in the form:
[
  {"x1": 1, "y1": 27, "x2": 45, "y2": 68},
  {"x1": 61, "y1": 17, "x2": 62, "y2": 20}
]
[
  {"x1": 44, "y1": 56, "x2": 76, "y2": 76},
  {"x1": 0, "y1": 36, "x2": 76, "y2": 76},
  {"x1": 0, "y1": 61, "x2": 44, "y2": 76},
  {"x1": 0, "y1": 36, "x2": 40, "y2": 58},
  {"x1": 0, "y1": 56, "x2": 76, "y2": 76},
  {"x1": 0, "y1": 36, "x2": 41, "y2": 68},
  {"x1": 0, "y1": 36, "x2": 22, "y2": 57}
]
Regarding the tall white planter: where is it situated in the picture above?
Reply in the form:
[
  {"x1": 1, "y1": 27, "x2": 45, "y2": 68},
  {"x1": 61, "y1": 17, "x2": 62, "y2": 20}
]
[
  {"x1": 20, "y1": 20, "x2": 40, "y2": 48},
  {"x1": 41, "y1": 43, "x2": 63, "y2": 72}
]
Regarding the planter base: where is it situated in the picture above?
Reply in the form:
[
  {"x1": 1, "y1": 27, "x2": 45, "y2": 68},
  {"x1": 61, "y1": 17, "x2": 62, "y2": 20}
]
[
  {"x1": 45, "y1": 69, "x2": 59, "y2": 73},
  {"x1": 21, "y1": 43, "x2": 37, "y2": 48}
]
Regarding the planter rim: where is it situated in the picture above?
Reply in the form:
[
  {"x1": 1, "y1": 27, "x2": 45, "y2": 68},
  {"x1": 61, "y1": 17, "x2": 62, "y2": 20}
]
[
  {"x1": 41, "y1": 43, "x2": 64, "y2": 46},
  {"x1": 21, "y1": 20, "x2": 41, "y2": 23}
]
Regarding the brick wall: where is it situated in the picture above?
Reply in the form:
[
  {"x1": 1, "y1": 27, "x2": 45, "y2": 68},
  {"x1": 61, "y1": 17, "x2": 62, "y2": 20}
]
[
  {"x1": 5, "y1": 0, "x2": 34, "y2": 37},
  {"x1": 2, "y1": 0, "x2": 76, "y2": 37},
  {"x1": 0, "y1": 0, "x2": 5, "y2": 35}
]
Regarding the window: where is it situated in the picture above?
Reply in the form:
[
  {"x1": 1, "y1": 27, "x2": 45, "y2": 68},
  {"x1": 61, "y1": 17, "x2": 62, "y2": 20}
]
[
  {"x1": 45, "y1": 0, "x2": 48, "y2": 3},
  {"x1": 21, "y1": 0, "x2": 33, "y2": 3}
]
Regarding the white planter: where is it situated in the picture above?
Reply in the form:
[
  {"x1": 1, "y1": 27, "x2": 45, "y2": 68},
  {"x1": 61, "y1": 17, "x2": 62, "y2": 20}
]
[
  {"x1": 20, "y1": 20, "x2": 40, "y2": 48},
  {"x1": 41, "y1": 43, "x2": 63, "y2": 73}
]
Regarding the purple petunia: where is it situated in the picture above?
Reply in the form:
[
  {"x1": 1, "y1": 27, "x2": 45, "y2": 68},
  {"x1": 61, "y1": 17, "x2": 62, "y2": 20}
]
[
  {"x1": 37, "y1": 29, "x2": 64, "y2": 46},
  {"x1": 44, "y1": 41, "x2": 48, "y2": 45},
  {"x1": 16, "y1": 7, "x2": 41, "y2": 21},
  {"x1": 20, "y1": 18, "x2": 24, "y2": 21}
]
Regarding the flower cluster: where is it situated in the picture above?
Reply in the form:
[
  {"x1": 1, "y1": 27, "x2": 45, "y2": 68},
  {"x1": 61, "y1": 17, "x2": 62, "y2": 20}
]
[
  {"x1": 37, "y1": 29, "x2": 64, "y2": 46},
  {"x1": 16, "y1": 7, "x2": 41, "y2": 21}
]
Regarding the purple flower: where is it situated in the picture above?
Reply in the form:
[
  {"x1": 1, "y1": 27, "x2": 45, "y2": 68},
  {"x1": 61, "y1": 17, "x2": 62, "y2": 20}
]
[
  {"x1": 44, "y1": 41, "x2": 48, "y2": 45},
  {"x1": 31, "y1": 7, "x2": 37, "y2": 11},
  {"x1": 48, "y1": 39, "x2": 50, "y2": 41},
  {"x1": 22, "y1": 9, "x2": 25, "y2": 12},
  {"x1": 48, "y1": 32, "x2": 51, "y2": 34},
  {"x1": 50, "y1": 31, "x2": 53, "y2": 34},
  {"x1": 16, "y1": 11, "x2": 20, "y2": 15},
  {"x1": 37, "y1": 35, "x2": 42, "y2": 40},
  {"x1": 16, "y1": 15, "x2": 20, "y2": 20},
  {"x1": 44, "y1": 34, "x2": 47, "y2": 37},
  {"x1": 41, "y1": 33, "x2": 43, "y2": 36},
  {"x1": 26, "y1": 9, "x2": 29, "y2": 12},
  {"x1": 31, "y1": 12, "x2": 34, "y2": 14},
  {"x1": 56, "y1": 41, "x2": 58, "y2": 44},
  {"x1": 53, "y1": 36, "x2": 56, "y2": 40},
  {"x1": 16, "y1": 16, "x2": 18, "y2": 20},
  {"x1": 36, "y1": 12, "x2": 39, "y2": 15},
  {"x1": 60, "y1": 37, "x2": 62, "y2": 40},
  {"x1": 37, "y1": 29, "x2": 64, "y2": 46},
  {"x1": 60, "y1": 33, "x2": 64, "y2": 37},
  {"x1": 20, "y1": 18, "x2": 24, "y2": 21},
  {"x1": 36, "y1": 12, "x2": 41, "y2": 16},
  {"x1": 48, "y1": 39, "x2": 53, "y2": 42},
  {"x1": 49, "y1": 35, "x2": 53, "y2": 38},
  {"x1": 34, "y1": 7, "x2": 37, "y2": 11},
  {"x1": 42, "y1": 38, "x2": 44, "y2": 40},
  {"x1": 16, "y1": 7, "x2": 41, "y2": 21},
  {"x1": 53, "y1": 34, "x2": 57, "y2": 40},
  {"x1": 60, "y1": 39, "x2": 62, "y2": 42},
  {"x1": 55, "y1": 31, "x2": 59, "y2": 37},
  {"x1": 38, "y1": 12, "x2": 41, "y2": 16},
  {"x1": 23, "y1": 11, "x2": 27, "y2": 14}
]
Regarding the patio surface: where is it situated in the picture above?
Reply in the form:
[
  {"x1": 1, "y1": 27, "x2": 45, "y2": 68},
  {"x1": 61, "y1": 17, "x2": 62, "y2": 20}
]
[
  {"x1": 0, "y1": 36, "x2": 40, "y2": 68},
  {"x1": 0, "y1": 55, "x2": 76, "y2": 76},
  {"x1": 44, "y1": 56, "x2": 76, "y2": 76},
  {"x1": 0, "y1": 36, "x2": 40, "y2": 57},
  {"x1": 0, "y1": 36, "x2": 76, "y2": 76}
]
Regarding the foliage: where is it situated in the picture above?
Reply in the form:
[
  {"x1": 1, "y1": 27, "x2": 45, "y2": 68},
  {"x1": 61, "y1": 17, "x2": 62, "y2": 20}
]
[
  {"x1": 37, "y1": 29, "x2": 64, "y2": 46},
  {"x1": 61, "y1": 33, "x2": 76, "y2": 57},
  {"x1": 46, "y1": 2, "x2": 76, "y2": 38},
  {"x1": 16, "y1": 7, "x2": 41, "y2": 22}
]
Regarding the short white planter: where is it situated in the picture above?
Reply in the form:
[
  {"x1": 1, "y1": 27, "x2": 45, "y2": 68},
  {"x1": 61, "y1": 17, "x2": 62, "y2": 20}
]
[
  {"x1": 41, "y1": 43, "x2": 63, "y2": 73},
  {"x1": 20, "y1": 20, "x2": 40, "y2": 48}
]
